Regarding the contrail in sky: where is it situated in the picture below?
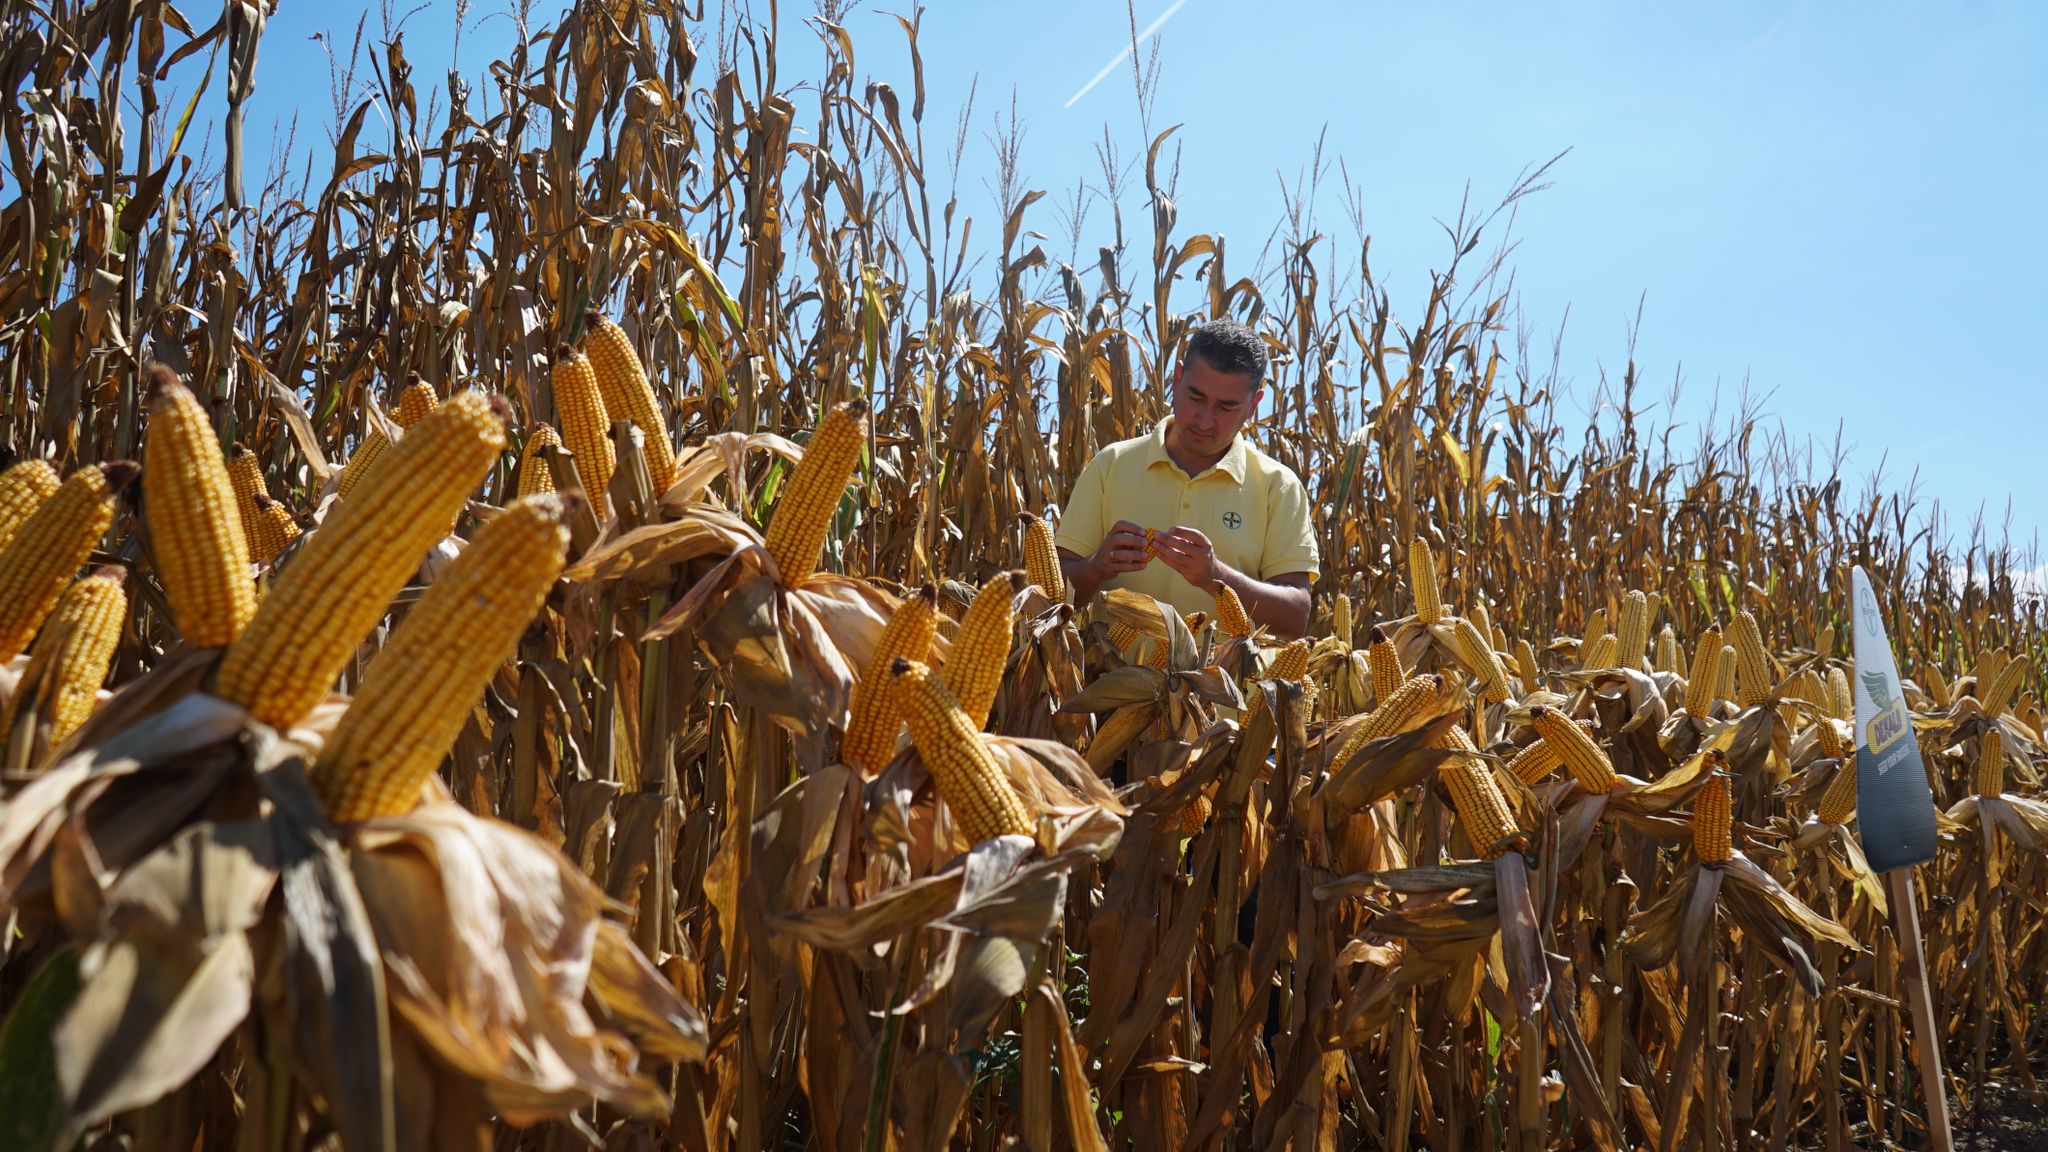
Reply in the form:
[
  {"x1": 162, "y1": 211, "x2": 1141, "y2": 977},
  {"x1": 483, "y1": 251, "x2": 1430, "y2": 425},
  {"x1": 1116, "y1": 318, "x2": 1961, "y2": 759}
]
[{"x1": 1064, "y1": 0, "x2": 1193, "y2": 109}]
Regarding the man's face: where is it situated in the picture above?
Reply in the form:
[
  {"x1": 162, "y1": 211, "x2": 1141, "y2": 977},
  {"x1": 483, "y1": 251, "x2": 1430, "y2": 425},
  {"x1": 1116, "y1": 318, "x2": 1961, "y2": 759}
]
[{"x1": 1171, "y1": 355, "x2": 1261, "y2": 457}]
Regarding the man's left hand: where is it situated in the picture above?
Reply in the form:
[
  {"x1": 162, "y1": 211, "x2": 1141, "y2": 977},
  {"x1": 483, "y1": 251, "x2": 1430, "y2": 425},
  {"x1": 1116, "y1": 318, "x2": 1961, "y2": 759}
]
[{"x1": 1151, "y1": 527, "x2": 1220, "y2": 589}]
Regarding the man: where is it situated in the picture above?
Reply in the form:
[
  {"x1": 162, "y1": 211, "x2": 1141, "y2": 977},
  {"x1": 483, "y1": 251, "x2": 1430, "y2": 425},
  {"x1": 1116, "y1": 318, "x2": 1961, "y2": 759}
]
[{"x1": 1054, "y1": 319, "x2": 1317, "y2": 640}]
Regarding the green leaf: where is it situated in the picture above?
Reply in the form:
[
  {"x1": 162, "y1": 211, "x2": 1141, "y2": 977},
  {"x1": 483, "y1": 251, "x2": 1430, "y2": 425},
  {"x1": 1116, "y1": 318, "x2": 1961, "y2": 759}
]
[{"x1": 0, "y1": 946, "x2": 79, "y2": 1152}]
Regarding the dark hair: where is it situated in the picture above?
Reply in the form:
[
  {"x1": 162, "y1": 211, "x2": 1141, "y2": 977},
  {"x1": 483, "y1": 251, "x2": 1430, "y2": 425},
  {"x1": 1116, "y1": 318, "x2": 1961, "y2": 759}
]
[{"x1": 1182, "y1": 319, "x2": 1268, "y2": 386}]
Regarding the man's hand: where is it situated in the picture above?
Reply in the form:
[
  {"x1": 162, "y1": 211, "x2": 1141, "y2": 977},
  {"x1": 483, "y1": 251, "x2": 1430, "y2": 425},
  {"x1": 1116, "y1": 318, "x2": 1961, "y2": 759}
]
[
  {"x1": 1150, "y1": 527, "x2": 1219, "y2": 590},
  {"x1": 1087, "y1": 520, "x2": 1155, "y2": 579}
]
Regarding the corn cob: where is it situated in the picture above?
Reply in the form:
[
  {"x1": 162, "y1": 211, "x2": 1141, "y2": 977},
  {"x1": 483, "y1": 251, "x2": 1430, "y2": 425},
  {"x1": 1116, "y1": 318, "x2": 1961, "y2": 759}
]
[
  {"x1": 842, "y1": 585, "x2": 941, "y2": 775},
  {"x1": 1212, "y1": 580, "x2": 1254, "y2": 638},
  {"x1": 1174, "y1": 790, "x2": 1214, "y2": 836},
  {"x1": 891, "y1": 658, "x2": 1037, "y2": 844},
  {"x1": 1684, "y1": 624, "x2": 1723, "y2": 717},
  {"x1": 393, "y1": 378, "x2": 437, "y2": 428},
  {"x1": 1332, "y1": 593, "x2": 1352, "y2": 643},
  {"x1": 1506, "y1": 738, "x2": 1563, "y2": 785},
  {"x1": 1469, "y1": 599, "x2": 1494, "y2": 646},
  {"x1": 1515, "y1": 637, "x2": 1542, "y2": 686},
  {"x1": 1366, "y1": 625, "x2": 1405, "y2": 703},
  {"x1": 1409, "y1": 538, "x2": 1444, "y2": 623},
  {"x1": 1530, "y1": 705, "x2": 1618, "y2": 793},
  {"x1": 1815, "y1": 716, "x2": 1846, "y2": 762},
  {"x1": 247, "y1": 494, "x2": 302, "y2": 567},
  {"x1": 1108, "y1": 622, "x2": 1140, "y2": 655},
  {"x1": 1974, "y1": 649, "x2": 2006, "y2": 702},
  {"x1": 950, "y1": 572, "x2": 1024, "y2": 731},
  {"x1": 1816, "y1": 623, "x2": 1836, "y2": 660},
  {"x1": 1247, "y1": 638, "x2": 1313, "y2": 726},
  {"x1": 225, "y1": 444, "x2": 266, "y2": 533},
  {"x1": 1975, "y1": 727, "x2": 2007, "y2": 798},
  {"x1": 1441, "y1": 746, "x2": 1519, "y2": 858},
  {"x1": 1019, "y1": 512, "x2": 1067, "y2": 602},
  {"x1": 1827, "y1": 666, "x2": 1854, "y2": 720},
  {"x1": 335, "y1": 398, "x2": 394, "y2": 498},
  {"x1": 1694, "y1": 762, "x2": 1734, "y2": 864},
  {"x1": 1331, "y1": 673, "x2": 1447, "y2": 765},
  {"x1": 1580, "y1": 632, "x2": 1617, "y2": 670},
  {"x1": 582, "y1": 312, "x2": 679, "y2": 493},
  {"x1": 1580, "y1": 608, "x2": 1609, "y2": 658},
  {"x1": 1454, "y1": 616, "x2": 1511, "y2": 703},
  {"x1": 1615, "y1": 589, "x2": 1650, "y2": 670},
  {"x1": 516, "y1": 424, "x2": 562, "y2": 499},
  {"x1": 1717, "y1": 644, "x2": 1738, "y2": 703},
  {"x1": 1732, "y1": 610, "x2": 1773, "y2": 706},
  {"x1": 0, "y1": 462, "x2": 137, "y2": 662},
  {"x1": 552, "y1": 346, "x2": 616, "y2": 502},
  {"x1": 1816, "y1": 759, "x2": 1858, "y2": 824},
  {"x1": 764, "y1": 398, "x2": 868, "y2": 586},
  {"x1": 1981, "y1": 655, "x2": 2029, "y2": 717},
  {"x1": 1923, "y1": 661, "x2": 1952, "y2": 708},
  {"x1": 312, "y1": 493, "x2": 572, "y2": 821},
  {"x1": 0, "y1": 459, "x2": 60, "y2": 553},
  {"x1": 28, "y1": 567, "x2": 127, "y2": 745},
  {"x1": 1655, "y1": 625, "x2": 1683, "y2": 676},
  {"x1": 216, "y1": 392, "x2": 509, "y2": 729},
  {"x1": 142, "y1": 368, "x2": 257, "y2": 647}
]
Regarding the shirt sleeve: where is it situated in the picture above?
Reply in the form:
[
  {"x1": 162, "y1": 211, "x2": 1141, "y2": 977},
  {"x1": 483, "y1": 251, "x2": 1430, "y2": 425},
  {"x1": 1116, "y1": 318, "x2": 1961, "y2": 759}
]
[
  {"x1": 1260, "y1": 467, "x2": 1320, "y2": 582},
  {"x1": 1053, "y1": 450, "x2": 1110, "y2": 557}
]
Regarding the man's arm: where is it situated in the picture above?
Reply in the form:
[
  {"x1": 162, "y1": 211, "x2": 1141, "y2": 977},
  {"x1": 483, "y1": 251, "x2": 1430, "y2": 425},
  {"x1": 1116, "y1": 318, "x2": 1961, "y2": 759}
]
[{"x1": 1216, "y1": 565, "x2": 1312, "y2": 640}]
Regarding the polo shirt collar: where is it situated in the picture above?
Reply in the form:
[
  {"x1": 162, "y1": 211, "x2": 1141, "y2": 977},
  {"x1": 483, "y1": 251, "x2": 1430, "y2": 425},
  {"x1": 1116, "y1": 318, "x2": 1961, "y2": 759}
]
[{"x1": 1147, "y1": 418, "x2": 1249, "y2": 483}]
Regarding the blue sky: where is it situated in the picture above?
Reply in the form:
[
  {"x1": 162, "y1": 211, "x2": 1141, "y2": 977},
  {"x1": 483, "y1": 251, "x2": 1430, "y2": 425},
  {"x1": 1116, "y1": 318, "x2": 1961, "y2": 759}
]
[{"x1": 211, "y1": 1, "x2": 2048, "y2": 559}]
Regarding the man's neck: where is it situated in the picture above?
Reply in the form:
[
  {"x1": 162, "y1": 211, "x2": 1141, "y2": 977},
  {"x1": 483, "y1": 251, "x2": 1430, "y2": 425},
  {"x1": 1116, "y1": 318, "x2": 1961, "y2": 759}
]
[{"x1": 1164, "y1": 423, "x2": 1232, "y2": 477}]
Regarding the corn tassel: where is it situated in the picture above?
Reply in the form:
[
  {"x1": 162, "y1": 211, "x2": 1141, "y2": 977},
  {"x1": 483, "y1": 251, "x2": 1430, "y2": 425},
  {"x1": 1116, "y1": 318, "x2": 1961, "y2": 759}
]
[
  {"x1": 1816, "y1": 758, "x2": 1858, "y2": 824},
  {"x1": 0, "y1": 459, "x2": 60, "y2": 553},
  {"x1": 1530, "y1": 705, "x2": 1618, "y2": 793},
  {"x1": 516, "y1": 424, "x2": 562, "y2": 499},
  {"x1": 142, "y1": 368, "x2": 257, "y2": 647},
  {"x1": 0, "y1": 462, "x2": 136, "y2": 662},
  {"x1": 1019, "y1": 512, "x2": 1066, "y2": 602},
  {"x1": 1615, "y1": 589, "x2": 1650, "y2": 669},
  {"x1": 1733, "y1": 610, "x2": 1773, "y2": 706},
  {"x1": 764, "y1": 399, "x2": 868, "y2": 586},
  {"x1": 313, "y1": 493, "x2": 572, "y2": 821},
  {"x1": 891, "y1": 658, "x2": 1036, "y2": 844},
  {"x1": 1685, "y1": 624, "x2": 1724, "y2": 717},
  {"x1": 1409, "y1": 538, "x2": 1444, "y2": 623},
  {"x1": 1694, "y1": 761, "x2": 1734, "y2": 863},
  {"x1": 582, "y1": 312, "x2": 679, "y2": 493},
  {"x1": 1975, "y1": 727, "x2": 2007, "y2": 798},
  {"x1": 28, "y1": 568, "x2": 127, "y2": 746},
  {"x1": 1366, "y1": 625, "x2": 1405, "y2": 703},
  {"x1": 951, "y1": 572, "x2": 1024, "y2": 731},
  {"x1": 217, "y1": 391, "x2": 509, "y2": 729},
  {"x1": 553, "y1": 346, "x2": 616, "y2": 503},
  {"x1": 841, "y1": 585, "x2": 941, "y2": 776}
]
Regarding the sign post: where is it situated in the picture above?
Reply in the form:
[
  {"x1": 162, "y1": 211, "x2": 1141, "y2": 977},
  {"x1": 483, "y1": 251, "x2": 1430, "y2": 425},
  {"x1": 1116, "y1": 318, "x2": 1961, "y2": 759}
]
[{"x1": 1849, "y1": 566, "x2": 1953, "y2": 1151}]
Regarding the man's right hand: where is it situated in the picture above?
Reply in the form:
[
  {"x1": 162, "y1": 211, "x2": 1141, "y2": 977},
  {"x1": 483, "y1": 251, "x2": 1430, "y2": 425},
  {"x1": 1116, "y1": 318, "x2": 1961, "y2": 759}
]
[{"x1": 1087, "y1": 520, "x2": 1155, "y2": 580}]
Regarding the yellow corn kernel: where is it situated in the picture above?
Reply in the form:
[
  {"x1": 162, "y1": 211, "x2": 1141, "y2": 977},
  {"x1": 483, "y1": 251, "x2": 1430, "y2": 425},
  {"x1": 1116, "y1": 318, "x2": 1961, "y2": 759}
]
[
  {"x1": 1684, "y1": 624, "x2": 1724, "y2": 718},
  {"x1": 1332, "y1": 593, "x2": 1352, "y2": 643},
  {"x1": 764, "y1": 398, "x2": 868, "y2": 586},
  {"x1": 1816, "y1": 623, "x2": 1835, "y2": 660},
  {"x1": 1409, "y1": 537, "x2": 1444, "y2": 624},
  {"x1": 1212, "y1": 580, "x2": 1254, "y2": 638},
  {"x1": 1173, "y1": 789, "x2": 1213, "y2": 836},
  {"x1": 1815, "y1": 716, "x2": 1846, "y2": 762},
  {"x1": 1827, "y1": 666, "x2": 1854, "y2": 721},
  {"x1": 1530, "y1": 705, "x2": 1618, "y2": 794},
  {"x1": 842, "y1": 585, "x2": 940, "y2": 776},
  {"x1": 142, "y1": 368, "x2": 257, "y2": 647},
  {"x1": 1019, "y1": 512, "x2": 1067, "y2": 603},
  {"x1": 27, "y1": 568, "x2": 127, "y2": 746},
  {"x1": 1716, "y1": 644, "x2": 1738, "y2": 703},
  {"x1": 1268, "y1": 637, "x2": 1311, "y2": 684},
  {"x1": 950, "y1": 572, "x2": 1024, "y2": 731},
  {"x1": 1655, "y1": 625, "x2": 1683, "y2": 676},
  {"x1": 216, "y1": 392, "x2": 509, "y2": 729},
  {"x1": 582, "y1": 312, "x2": 679, "y2": 493},
  {"x1": 225, "y1": 444, "x2": 267, "y2": 535},
  {"x1": 1441, "y1": 749, "x2": 1519, "y2": 859},
  {"x1": 0, "y1": 462, "x2": 136, "y2": 662},
  {"x1": 334, "y1": 400, "x2": 393, "y2": 498},
  {"x1": 1693, "y1": 761, "x2": 1734, "y2": 864},
  {"x1": 1581, "y1": 632, "x2": 1618, "y2": 670},
  {"x1": 0, "y1": 459, "x2": 60, "y2": 554},
  {"x1": 1816, "y1": 758, "x2": 1858, "y2": 825},
  {"x1": 394, "y1": 379, "x2": 438, "y2": 429},
  {"x1": 1454, "y1": 616, "x2": 1511, "y2": 704},
  {"x1": 312, "y1": 493, "x2": 573, "y2": 821},
  {"x1": 552, "y1": 346, "x2": 616, "y2": 504},
  {"x1": 1922, "y1": 661, "x2": 1952, "y2": 708},
  {"x1": 1580, "y1": 607, "x2": 1608, "y2": 658},
  {"x1": 247, "y1": 494, "x2": 301, "y2": 567},
  {"x1": 1615, "y1": 589, "x2": 1650, "y2": 670},
  {"x1": 890, "y1": 658, "x2": 1037, "y2": 844},
  {"x1": 1975, "y1": 727, "x2": 2007, "y2": 798},
  {"x1": 1732, "y1": 610, "x2": 1773, "y2": 707},
  {"x1": 1506, "y1": 738, "x2": 1563, "y2": 785},
  {"x1": 1981, "y1": 656, "x2": 2029, "y2": 718},
  {"x1": 1330, "y1": 673, "x2": 1447, "y2": 766},
  {"x1": 516, "y1": 424, "x2": 562, "y2": 499},
  {"x1": 1366, "y1": 624, "x2": 1406, "y2": 703},
  {"x1": 1515, "y1": 637, "x2": 1543, "y2": 686}
]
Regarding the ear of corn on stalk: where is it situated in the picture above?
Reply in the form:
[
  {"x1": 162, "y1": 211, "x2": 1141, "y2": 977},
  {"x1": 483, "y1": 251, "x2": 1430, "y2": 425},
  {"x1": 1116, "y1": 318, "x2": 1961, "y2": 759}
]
[
  {"x1": 1332, "y1": 673, "x2": 1447, "y2": 765},
  {"x1": 1655, "y1": 625, "x2": 1683, "y2": 676},
  {"x1": 225, "y1": 444, "x2": 267, "y2": 538},
  {"x1": 582, "y1": 312, "x2": 679, "y2": 493},
  {"x1": 1332, "y1": 593, "x2": 1351, "y2": 642},
  {"x1": 842, "y1": 585, "x2": 940, "y2": 776},
  {"x1": 28, "y1": 567, "x2": 128, "y2": 746},
  {"x1": 1019, "y1": 512, "x2": 1066, "y2": 603},
  {"x1": 142, "y1": 368, "x2": 257, "y2": 647},
  {"x1": 0, "y1": 459, "x2": 60, "y2": 553},
  {"x1": 312, "y1": 492, "x2": 573, "y2": 821},
  {"x1": 1366, "y1": 625, "x2": 1405, "y2": 703},
  {"x1": 764, "y1": 398, "x2": 868, "y2": 586},
  {"x1": 950, "y1": 572, "x2": 1024, "y2": 731},
  {"x1": 1507, "y1": 738, "x2": 1563, "y2": 785},
  {"x1": 1981, "y1": 656, "x2": 2028, "y2": 717},
  {"x1": 553, "y1": 346, "x2": 616, "y2": 504},
  {"x1": 1827, "y1": 666, "x2": 1854, "y2": 720},
  {"x1": 1817, "y1": 757, "x2": 1859, "y2": 824},
  {"x1": 1212, "y1": 580, "x2": 1253, "y2": 638},
  {"x1": 1454, "y1": 616, "x2": 1510, "y2": 703},
  {"x1": 1685, "y1": 624, "x2": 1723, "y2": 717},
  {"x1": 1733, "y1": 611, "x2": 1774, "y2": 707},
  {"x1": 247, "y1": 494, "x2": 301, "y2": 567},
  {"x1": 335, "y1": 402, "x2": 393, "y2": 498},
  {"x1": 1530, "y1": 705, "x2": 1618, "y2": 793},
  {"x1": 1694, "y1": 761, "x2": 1734, "y2": 863},
  {"x1": 1717, "y1": 644, "x2": 1739, "y2": 703},
  {"x1": 0, "y1": 462, "x2": 137, "y2": 662},
  {"x1": 1975, "y1": 727, "x2": 2006, "y2": 798},
  {"x1": 216, "y1": 391, "x2": 509, "y2": 729},
  {"x1": 1580, "y1": 608, "x2": 1608, "y2": 657},
  {"x1": 890, "y1": 658, "x2": 1036, "y2": 845},
  {"x1": 1615, "y1": 589, "x2": 1649, "y2": 670},
  {"x1": 516, "y1": 424, "x2": 562, "y2": 499},
  {"x1": 1441, "y1": 746, "x2": 1519, "y2": 858},
  {"x1": 1581, "y1": 633, "x2": 1617, "y2": 670},
  {"x1": 1409, "y1": 538, "x2": 1444, "y2": 624},
  {"x1": 1515, "y1": 637, "x2": 1542, "y2": 686}
]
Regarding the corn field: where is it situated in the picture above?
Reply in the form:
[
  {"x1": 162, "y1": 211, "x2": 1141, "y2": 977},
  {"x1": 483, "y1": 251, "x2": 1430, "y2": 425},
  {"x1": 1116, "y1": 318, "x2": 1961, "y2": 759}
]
[{"x1": 2, "y1": 2, "x2": 2046, "y2": 1150}]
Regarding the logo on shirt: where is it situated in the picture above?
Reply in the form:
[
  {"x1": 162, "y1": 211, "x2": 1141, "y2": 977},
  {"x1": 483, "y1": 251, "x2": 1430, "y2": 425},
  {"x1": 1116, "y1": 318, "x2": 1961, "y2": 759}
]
[{"x1": 1221, "y1": 511, "x2": 1243, "y2": 530}]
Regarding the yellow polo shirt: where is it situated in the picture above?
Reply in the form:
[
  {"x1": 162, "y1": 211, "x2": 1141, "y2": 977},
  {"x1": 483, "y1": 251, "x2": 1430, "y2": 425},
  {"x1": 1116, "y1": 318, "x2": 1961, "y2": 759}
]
[{"x1": 1054, "y1": 419, "x2": 1320, "y2": 620}]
